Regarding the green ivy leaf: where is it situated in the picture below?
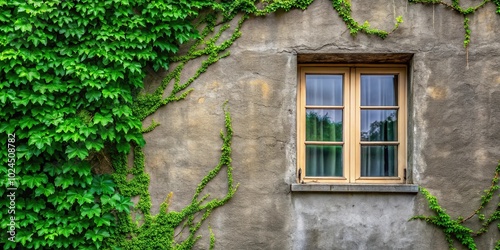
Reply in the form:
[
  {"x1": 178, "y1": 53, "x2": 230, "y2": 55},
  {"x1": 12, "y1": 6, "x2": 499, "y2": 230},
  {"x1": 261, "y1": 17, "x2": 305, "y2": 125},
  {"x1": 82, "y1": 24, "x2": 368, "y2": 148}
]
[
  {"x1": 77, "y1": 191, "x2": 94, "y2": 206},
  {"x1": 90, "y1": 175, "x2": 115, "y2": 195},
  {"x1": 80, "y1": 204, "x2": 101, "y2": 219},
  {"x1": 0, "y1": 89, "x2": 16, "y2": 104},
  {"x1": 131, "y1": 133, "x2": 145, "y2": 146},
  {"x1": 116, "y1": 141, "x2": 130, "y2": 153},
  {"x1": 115, "y1": 121, "x2": 130, "y2": 133},
  {"x1": 85, "y1": 89, "x2": 101, "y2": 102},
  {"x1": 112, "y1": 105, "x2": 132, "y2": 117},
  {"x1": 69, "y1": 132, "x2": 83, "y2": 142},
  {"x1": 115, "y1": 196, "x2": 134, "y2": 213},
  {"x1": 21, "y1": 174, "x2": 48, "y2": 189},
  {"x1": 19, "y1": 116, "x2": 38, "y2": 129},
  {"x1": 55, "y1": 175, "x2": 74, "y2": 189},
  {"x1": 100, "y1": 128, "x2": 116, "y2": 141},
  {"x1": 93, "y1": 213, "x2": 113, "y2": 227},
  {"x1": 27, "y1": 70, "x2": 41, "y2": 82},
  {"x1": 44, "y1": 233, "x2": 58, "y2": 241},
  {"x1": 93, "y1": 112, "x2": 113, "y2": 126},
  {"x1": 56, "y1": 121, "x2": 76, "y2": 133},
  {"x1": 14, "y1": 18, "x2": 33, "y2": 32},
  {"x1": 47, "y1": 192, "x2": 66, "y2": 205},
  {"x1": 35, "y1": 183, "x2": 55, "y2": 197},
  {"x1": 57, "y1": 201, "x2": 72, "y2": 212},
  {"x1": 66, "y1": 189, "x2": 80, "y2": 204},
  {"x1": 17, "y1": 230, "x2": 34, "y2": 245},
  {"x1": 80, "y1": 126, "x2": 97, "y2": 137},
  {"x1": 56, "y1": 227, "x2": 74, "y2": 238},
  {"x1": 22, "y1": 211, "x2": 39, "y2": 225},
  {"x1": 26, "y1": 200, "x2": 46, "y2": 213},
  {"x1": 84, "y1": 228, "x2": 110, "y2": 242},
  {"x1": 28, "y1": 134, "x2": 52, "y2": 150},
  {"x1": 70, "y1": 216, "x2": 91, "y2": 234},
  {"x1": 65, "y1": 145, "x2": 89, "y2": 160},
  {"x1": 100, "y1": 193, "x2": 119, "y2": 206},
  {"x1": 84, "y1": 139, "x2": 104, "y2": 151}
]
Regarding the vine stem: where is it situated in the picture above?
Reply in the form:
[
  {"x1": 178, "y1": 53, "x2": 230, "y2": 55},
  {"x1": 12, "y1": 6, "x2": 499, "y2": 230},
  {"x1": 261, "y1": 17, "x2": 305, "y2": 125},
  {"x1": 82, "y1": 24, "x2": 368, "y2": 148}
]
[
  {"x1": 460, "y1": 170, "x2": 500, "y2": 223},
  {"x1": 427, "y1": 0, "x2": 490, "y2": 14}
]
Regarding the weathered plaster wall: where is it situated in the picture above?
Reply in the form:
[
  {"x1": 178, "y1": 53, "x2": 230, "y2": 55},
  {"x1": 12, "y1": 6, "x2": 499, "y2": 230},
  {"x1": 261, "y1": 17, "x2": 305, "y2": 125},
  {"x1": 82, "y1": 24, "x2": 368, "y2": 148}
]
[{"x1": 142, "y1": 0, "x2": 500, "y2": 249}]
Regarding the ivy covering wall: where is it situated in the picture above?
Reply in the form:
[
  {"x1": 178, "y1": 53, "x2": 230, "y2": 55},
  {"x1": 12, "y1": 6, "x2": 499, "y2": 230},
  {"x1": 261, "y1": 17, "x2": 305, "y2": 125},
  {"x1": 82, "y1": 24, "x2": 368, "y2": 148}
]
[{"x1": 0, "y1": 0, "x2": 499, "y2": 249}]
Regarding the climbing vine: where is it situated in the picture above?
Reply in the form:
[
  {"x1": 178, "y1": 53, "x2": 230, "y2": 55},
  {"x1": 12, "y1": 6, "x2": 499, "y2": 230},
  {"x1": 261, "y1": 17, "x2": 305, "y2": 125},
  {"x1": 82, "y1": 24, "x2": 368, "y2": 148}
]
[
  {"x1": 409, "y1": 0, "x2": 500, "y2": 64},
  {"x1": 107, "y1": 103, "x2": 237, "y2": 249},
  {"x1": 412, "y1": 162, "x2": 500, "y2": 250},
  {"x1": 1, "y1": 0, "x2": 499, "y2": 249}
]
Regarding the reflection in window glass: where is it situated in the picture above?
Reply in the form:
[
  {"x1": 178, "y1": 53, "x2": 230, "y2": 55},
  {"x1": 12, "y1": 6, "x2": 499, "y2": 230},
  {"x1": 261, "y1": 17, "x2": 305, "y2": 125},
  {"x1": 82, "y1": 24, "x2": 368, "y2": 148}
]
[
  {"x1": 306, "y1": 75, "x2": 343, "y2": 106},
  {"x1": 306, "y1": 109, "x2": 343, "y2": 142},
  {"x1": 306, "y1": 145, "x2": 343, "y2": 177},
  {"x1": 361, "y1": 146, "x2": 397, "y2": 177},
  {"x1": 361, "y1": 75, "x2": 397, "y2": 106},
  {"x1": 360, "y1": 110, "x2": 397, "y2": 141}
]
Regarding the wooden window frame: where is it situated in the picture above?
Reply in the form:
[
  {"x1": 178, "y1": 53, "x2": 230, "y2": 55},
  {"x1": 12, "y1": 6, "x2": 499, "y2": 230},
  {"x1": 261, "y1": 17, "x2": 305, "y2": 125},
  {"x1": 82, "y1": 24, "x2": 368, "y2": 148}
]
[{"x1": 297, "y1": 64, "x2": 407, "y2": 184}]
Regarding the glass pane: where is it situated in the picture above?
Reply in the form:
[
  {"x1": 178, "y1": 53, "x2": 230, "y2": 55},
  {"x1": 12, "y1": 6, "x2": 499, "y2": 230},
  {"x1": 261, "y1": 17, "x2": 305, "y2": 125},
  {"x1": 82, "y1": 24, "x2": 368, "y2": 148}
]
[
  {"x1": 361, "y1": 146, "x2": 397, "y2": 177},
  {"x1": 306, "y1": 109, "x2": 342, "y2": 142},
  {"x1": 361, "y1": 110, "x2": 397, "y2": 141},
  {"x1": 306, "y1": 145, "x2": 342, "y2": 177},
  {"x1": 361, "y1": 75, "x2": 397, "y2": 106},
  {"x1": 306, "y1": 75, "x2": 343, "y2": 106}
]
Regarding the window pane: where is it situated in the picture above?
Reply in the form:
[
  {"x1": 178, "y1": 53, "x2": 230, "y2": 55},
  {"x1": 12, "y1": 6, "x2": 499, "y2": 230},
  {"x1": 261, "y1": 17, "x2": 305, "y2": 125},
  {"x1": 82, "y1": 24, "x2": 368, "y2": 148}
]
[
  {"x1": 306, "y1": 109, "x2": 342, "y2": 142},
  {"x1": 361, "y1": 75, "x2": 397, "y2": 106},
  {"x1": 361, "y1": 146, "x2": 397, "y2": 177},
  {"x1": 306, "y1": 75, "x2": 343, "y2": 106},
  {"x1": 361, "y1": 110, "x2": 397, "y2": 141},
  {"x1": 306, "y1": 145, "x2": 342, "y2": 177}
]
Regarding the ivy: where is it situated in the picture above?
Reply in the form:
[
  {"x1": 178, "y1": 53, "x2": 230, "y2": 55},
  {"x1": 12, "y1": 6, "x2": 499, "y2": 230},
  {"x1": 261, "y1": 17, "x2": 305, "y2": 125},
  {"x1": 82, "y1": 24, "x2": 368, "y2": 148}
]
[
  {"x1": 107, "y1": 104, "x2": 236, "y2": 249},
  {"x1": 331, "y1": 0, "x2": 402, "y2": 38},
  {"x1": 0, "y1": 0, "x2": 216, "y2": 248},
  {"x1": 408, "y1": 0, "x2": 497, "y2": 52},
  {"x1": 413, "y1": 162, "x2": 500, "y2": 250}
]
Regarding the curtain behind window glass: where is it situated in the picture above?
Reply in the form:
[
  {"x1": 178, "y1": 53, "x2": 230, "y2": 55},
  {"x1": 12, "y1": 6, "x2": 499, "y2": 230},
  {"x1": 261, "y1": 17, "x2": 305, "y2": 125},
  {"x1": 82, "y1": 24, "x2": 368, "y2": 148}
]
[
  {"x1": 306, "y1": 75, "x2": 343, "y2": 106},
  {"x1": 361, "y1": 75, "x2": 397, "y2": 106},
  {"x1": 306, "y1": 145, "x2": 343, "y2": 176},
  {"x1": 305, "y1": 74, "x2": 343, "y2": 177},
  {"x1": 361, "y1": 146, "x2": 397, "y2": 176}
]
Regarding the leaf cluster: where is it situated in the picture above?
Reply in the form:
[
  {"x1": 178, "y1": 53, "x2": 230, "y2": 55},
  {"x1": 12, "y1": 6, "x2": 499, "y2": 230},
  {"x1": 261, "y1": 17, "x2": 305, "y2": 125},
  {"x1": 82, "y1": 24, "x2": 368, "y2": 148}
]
[
  {"x1": 331, "y1": 0, "x2": 402, "y2": 39},
  {"x1": 0, "y1": 0, "x2": 215, "y2": 248}
]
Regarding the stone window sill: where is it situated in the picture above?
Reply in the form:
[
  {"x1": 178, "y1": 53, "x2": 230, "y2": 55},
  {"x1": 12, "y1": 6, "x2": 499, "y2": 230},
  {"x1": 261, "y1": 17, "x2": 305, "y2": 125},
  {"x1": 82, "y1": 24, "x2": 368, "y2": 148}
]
[{"x1": 290, "y1": 183, "x2": 419, "y2": 193}]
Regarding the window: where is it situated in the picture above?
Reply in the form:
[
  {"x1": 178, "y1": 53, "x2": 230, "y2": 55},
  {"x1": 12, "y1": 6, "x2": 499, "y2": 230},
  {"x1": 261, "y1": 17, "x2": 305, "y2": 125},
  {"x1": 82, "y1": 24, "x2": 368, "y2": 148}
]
[{"x1": 297, "y1": 65, "x2": 407, "y2": 184}]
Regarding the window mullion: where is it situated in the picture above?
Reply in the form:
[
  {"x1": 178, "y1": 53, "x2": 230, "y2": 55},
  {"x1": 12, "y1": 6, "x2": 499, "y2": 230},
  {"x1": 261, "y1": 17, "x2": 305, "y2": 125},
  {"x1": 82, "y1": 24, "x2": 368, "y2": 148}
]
[{"x1": 349, "y1": 68, "x2": 357, "y2": 183}]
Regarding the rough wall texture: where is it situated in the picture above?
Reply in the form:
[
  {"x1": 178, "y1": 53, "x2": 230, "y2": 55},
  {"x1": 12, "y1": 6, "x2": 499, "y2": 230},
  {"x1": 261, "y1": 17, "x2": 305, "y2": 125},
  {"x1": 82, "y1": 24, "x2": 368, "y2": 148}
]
[{"x1": 142, "y1": 0, "x2": 500, "y2": 249}]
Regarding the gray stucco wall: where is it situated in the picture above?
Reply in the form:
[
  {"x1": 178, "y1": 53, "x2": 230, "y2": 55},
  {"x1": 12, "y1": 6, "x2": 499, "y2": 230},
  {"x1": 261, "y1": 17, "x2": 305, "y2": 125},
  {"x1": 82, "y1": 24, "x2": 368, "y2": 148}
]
[{"x1": 142, "y1": 0, "x2": 500, "y2": 249}]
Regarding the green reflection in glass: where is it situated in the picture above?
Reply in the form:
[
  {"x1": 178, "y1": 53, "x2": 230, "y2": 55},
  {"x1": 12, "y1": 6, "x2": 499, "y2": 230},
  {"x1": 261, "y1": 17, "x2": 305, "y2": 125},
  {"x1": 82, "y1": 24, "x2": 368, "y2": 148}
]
[
  {"x1": 360, "y1": 110, "x2": 397, "y2": 141},
  {"x1": 306, "y1": 109, "x2": 343, "y2": 142}
]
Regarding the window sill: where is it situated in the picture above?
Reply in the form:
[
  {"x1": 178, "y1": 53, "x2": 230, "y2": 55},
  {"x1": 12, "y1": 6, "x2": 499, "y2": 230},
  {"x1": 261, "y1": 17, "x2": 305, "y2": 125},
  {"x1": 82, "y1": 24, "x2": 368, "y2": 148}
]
[{"x1": 290, "y1": 183, "x2": 419, "y2": 193}]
